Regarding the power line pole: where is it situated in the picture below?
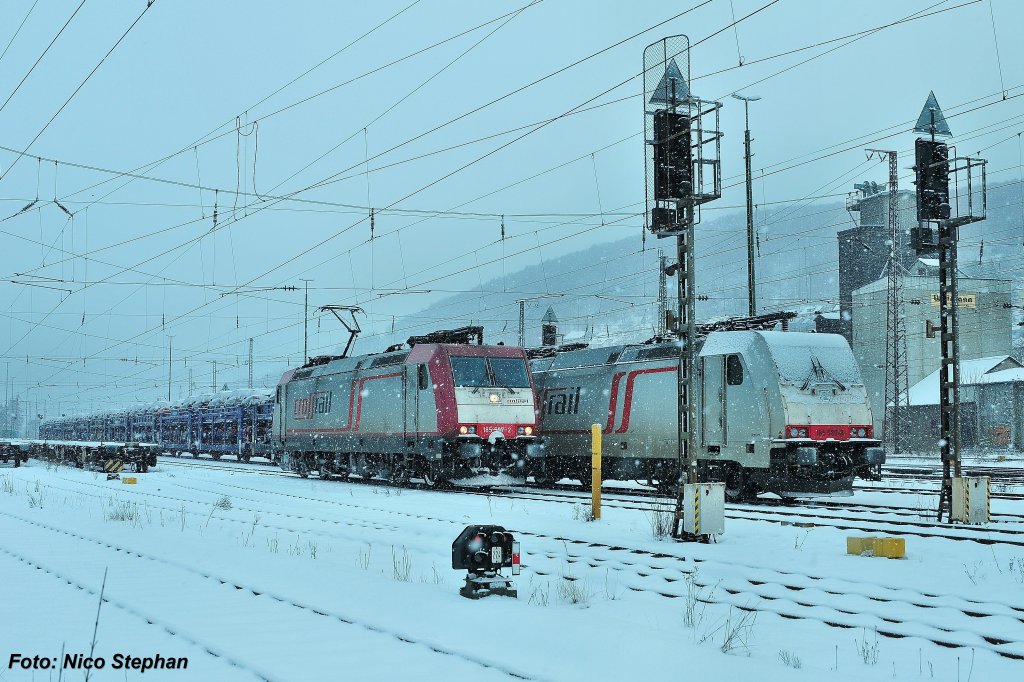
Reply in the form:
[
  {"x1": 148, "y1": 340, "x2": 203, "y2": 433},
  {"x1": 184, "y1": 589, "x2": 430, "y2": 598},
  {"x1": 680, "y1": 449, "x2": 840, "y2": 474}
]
[
  {"x1": 212, "y1": 360, "x2": 217, "y2": 392},
  {"x1": 732, "y1": 93, "x2": 760, "y2": 317},
  {"x1": 167, "y1": 336, "x2": 173, "y2": 402},
  {"x1": 248, "y1": 337, "x2": 254, "y2": 389},
  {"x1": 517, "y1": 300, "x2": 525, "y2": 347},
  {"x1": 868, "y1": 148, "x2": 909, "y2": 458},
  {"x1": 300, "y1": 279, "x2": 313, "y2": 363},
  {"x1": 657, "y1": 249, "x2": 667, "y2": 334}
]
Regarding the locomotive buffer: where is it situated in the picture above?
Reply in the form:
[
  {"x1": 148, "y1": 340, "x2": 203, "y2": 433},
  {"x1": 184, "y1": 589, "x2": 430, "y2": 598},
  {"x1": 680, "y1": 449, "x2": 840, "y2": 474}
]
[{"x1": 642, "y1": 36, "x2": 725, "y2": 540}]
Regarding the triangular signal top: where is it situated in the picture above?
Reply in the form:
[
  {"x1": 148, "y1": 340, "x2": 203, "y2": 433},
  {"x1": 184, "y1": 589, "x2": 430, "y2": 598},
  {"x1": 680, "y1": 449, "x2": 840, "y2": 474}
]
[
  {"x1": 649, "y1": 58, "x2": 690, "y2": 106},
  {"x1": 913, "y1": 91, "x2": 952, "y2": 137}
]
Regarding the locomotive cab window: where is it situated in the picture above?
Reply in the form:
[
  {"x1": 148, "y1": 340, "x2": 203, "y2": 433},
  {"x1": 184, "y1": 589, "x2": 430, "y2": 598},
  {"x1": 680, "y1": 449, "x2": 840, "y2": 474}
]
[
  {"x1": 726, "y1": 354, "x2": 744, "y2": 385},
  {"x1": 417, "y1": 364, "x2": 429, "y2": 390},
  {"x1": 489, "y1": 357, "x2": 530, "y2": 388},
  {"x1": 449, "y1": 356, "x2": 490, "y2": 387}
]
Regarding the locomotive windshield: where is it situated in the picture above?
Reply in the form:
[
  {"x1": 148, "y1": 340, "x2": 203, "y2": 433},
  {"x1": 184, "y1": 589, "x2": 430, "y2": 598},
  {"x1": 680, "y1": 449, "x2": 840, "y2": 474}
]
[
  {"x1": 449, "y1": 356, "x2": 531, "y2": 388},
  {"x1": 450, "y1": 356, "x2": 490, "y2": 387},
  {"x1": 489, "y1": 357, "x2": 531, "y2": 388},
  {"x1": 765, "y1": 337, "x2": 863, "y2": 386}
]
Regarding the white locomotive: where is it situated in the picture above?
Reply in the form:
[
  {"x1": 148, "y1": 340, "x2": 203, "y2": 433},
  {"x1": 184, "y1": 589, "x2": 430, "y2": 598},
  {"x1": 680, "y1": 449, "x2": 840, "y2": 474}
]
[{"x1": 530, "y1": 330, "x2": 885, "y2": 500}]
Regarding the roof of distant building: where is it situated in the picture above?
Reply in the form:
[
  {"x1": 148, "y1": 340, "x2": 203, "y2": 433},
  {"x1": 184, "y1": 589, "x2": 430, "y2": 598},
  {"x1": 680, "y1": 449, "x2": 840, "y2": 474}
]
[{"x1": 905, "y1": 356, "x2": 1024, "y2": 406}]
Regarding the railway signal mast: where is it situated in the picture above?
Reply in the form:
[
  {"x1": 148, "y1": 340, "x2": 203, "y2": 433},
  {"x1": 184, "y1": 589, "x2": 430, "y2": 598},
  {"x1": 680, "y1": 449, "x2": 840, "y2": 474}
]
[
  {"x1": 909, "y1": 92, "x2": 987, "y2": 522},
  {"x1": 642, "y1": 36, "x2": 723, "y2": 540}
]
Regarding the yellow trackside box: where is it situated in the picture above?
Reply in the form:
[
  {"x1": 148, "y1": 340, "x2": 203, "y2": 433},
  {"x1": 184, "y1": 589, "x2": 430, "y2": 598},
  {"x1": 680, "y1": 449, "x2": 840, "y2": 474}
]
[
  {"x1": 122, "y1": 477, "x2": 138, "y2": 485},
  {"x1": 871, "y1": 537, "x2": 905, "y2": 559},
  {"x1": 846, "y1": 536, "x2": 876, "y2": 555}
]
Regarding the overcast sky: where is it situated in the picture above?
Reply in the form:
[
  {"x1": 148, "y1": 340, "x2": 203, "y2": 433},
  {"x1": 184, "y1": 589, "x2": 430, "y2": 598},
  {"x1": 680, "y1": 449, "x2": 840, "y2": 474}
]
[{"x1": 2, "y1": 0, "x2": 1023, "y2": 415}]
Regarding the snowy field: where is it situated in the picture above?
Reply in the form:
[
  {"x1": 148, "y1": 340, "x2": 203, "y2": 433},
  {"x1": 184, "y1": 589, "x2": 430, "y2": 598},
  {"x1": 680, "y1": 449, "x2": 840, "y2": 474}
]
[{"x1": 1, "y1": 461, "x2": 1023, "y2": 681}]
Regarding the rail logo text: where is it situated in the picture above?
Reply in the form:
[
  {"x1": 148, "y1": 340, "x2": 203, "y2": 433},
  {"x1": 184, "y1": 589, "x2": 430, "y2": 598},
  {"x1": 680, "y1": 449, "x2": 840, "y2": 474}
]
[
  {"x1": 293, "y1": 391, "x2": 332, "y2": 420},
  {"x1": 543, "y1": 387, "x2": 581, "y2": 415}
]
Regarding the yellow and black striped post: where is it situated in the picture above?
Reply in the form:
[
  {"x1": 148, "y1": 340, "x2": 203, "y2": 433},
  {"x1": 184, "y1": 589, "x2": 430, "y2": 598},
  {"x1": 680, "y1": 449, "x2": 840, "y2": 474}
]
[
  {"x1": 965, "y1": 479, "x2": 971, "y2": 524},
  {"x1": 693, "y1": 483, "x2": 700, "y2": 535},
  {"x1": 987, "y1": 478, "x2": 991, "y2": 523},
  {"x1": 591, "y1": 424, "x2": 601, "y2": 521}
]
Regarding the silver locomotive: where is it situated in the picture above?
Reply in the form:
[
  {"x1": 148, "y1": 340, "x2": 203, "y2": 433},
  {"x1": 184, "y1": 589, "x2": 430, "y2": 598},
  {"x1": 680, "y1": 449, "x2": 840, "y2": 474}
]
[{"x1": 530, "y1": 330, "x2": 884, "y2": 499}]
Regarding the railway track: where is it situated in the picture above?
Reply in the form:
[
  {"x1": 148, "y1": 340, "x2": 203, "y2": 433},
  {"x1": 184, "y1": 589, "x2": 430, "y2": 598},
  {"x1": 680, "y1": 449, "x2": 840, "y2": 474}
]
[
  {"x1": 0, "y1": 507, "x2": 535, "y2": 681},
  {"x1": 156, "y1": 456, "x2": 1024, "y2": 542},
  {"x1": 70, "y1": 466, "x2": 1024, "y2": 661}
]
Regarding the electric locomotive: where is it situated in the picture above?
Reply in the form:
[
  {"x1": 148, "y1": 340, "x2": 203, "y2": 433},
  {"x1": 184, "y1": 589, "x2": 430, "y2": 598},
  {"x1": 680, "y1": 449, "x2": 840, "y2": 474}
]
[
  {"x1": 530, "y1": 330, "x2": 884, "y2": 500},
  {"x1": 273, "y1": 326, "x2": 543, "y2": 483}
]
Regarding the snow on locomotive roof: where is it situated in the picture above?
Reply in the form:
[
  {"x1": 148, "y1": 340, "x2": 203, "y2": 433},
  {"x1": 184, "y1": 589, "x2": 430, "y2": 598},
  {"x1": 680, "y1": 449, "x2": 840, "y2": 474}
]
[{"x1": 701, "y1": 331, "x2": 863, "y2": 385}]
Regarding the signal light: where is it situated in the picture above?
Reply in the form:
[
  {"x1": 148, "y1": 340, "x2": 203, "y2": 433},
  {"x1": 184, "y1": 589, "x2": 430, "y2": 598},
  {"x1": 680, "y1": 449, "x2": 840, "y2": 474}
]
[
  {"x1": 653, "y1": 110, "x2": 692, "y2": 202},
  {"x1": 915, "y1": 139, "x2": 950, "y2": 221},
  {"x1": 452, "y1": 525, "x2": 520, "y2": 599}
]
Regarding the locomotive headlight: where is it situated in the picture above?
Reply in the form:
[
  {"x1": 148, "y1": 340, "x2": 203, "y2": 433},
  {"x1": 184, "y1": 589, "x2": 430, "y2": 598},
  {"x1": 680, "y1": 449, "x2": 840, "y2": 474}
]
[
  {"x1": 489, "y1": 393, "x2": 500, "y2": 403},
  {"x1": 517, "y1": 426, "x2": 525, "y2": 435},
  {"x1": 798, "y1": 428, "x2": 808, "y2": 438},
  {"x1": 459, "y1": 425, "x2": 469, "y2": 435},
  {"x1": 524, "y1": 426, "x2": 534, "y2": 436},
  {"x1": 856, "y1": 427, "x2": 867, "y2": 438}
]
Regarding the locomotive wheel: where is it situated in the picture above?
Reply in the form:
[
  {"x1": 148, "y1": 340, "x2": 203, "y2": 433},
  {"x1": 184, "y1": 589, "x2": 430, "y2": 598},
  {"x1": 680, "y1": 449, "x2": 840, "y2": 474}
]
[
  {"x1": 725, "y1": 468, "x2": 753, "y2": 503},
  {"x1": 421, "y1": 462, "x2": 447, "y2": 488},
  {"x1": 390, "y1": 464, "x2": 410, "y2": 486}
]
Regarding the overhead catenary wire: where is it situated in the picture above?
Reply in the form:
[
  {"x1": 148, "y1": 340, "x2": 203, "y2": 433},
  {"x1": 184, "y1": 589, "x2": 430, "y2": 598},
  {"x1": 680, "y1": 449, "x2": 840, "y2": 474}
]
[
  {"x1": 0, "y1": 0, "x2": 42, "y2": 67},
  {"x1": 9, "y1": 1, "x2": 1024, "y2": 403},
  {"x1": 0, "y1": 0, "x2": 155, "y2": 183},
  {"x1": 0, "y1": 0, "x2": 87, "y2": 116}
]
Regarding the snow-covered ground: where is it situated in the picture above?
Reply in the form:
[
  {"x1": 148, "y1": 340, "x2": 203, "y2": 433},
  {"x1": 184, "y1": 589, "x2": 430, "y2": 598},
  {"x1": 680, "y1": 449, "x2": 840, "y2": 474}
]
[{"x1": 1, "y1": 461, "x2": 1023, "y2": 681}]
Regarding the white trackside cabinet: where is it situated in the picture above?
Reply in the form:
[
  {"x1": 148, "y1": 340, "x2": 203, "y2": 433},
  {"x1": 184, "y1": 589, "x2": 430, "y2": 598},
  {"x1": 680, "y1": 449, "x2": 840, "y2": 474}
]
[
  {"x1": 681, "y1": 482, "x2": 725, "y2": 536},
  {"x1": 951, "y1": 476, "x2": 990, "y2": 525}
]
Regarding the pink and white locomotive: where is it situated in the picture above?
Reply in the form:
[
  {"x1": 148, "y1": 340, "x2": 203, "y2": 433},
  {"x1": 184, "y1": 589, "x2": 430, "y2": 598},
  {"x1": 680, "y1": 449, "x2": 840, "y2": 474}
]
[{"x1": 273, "y1": 327, "x2": 543, "y2": 484}]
